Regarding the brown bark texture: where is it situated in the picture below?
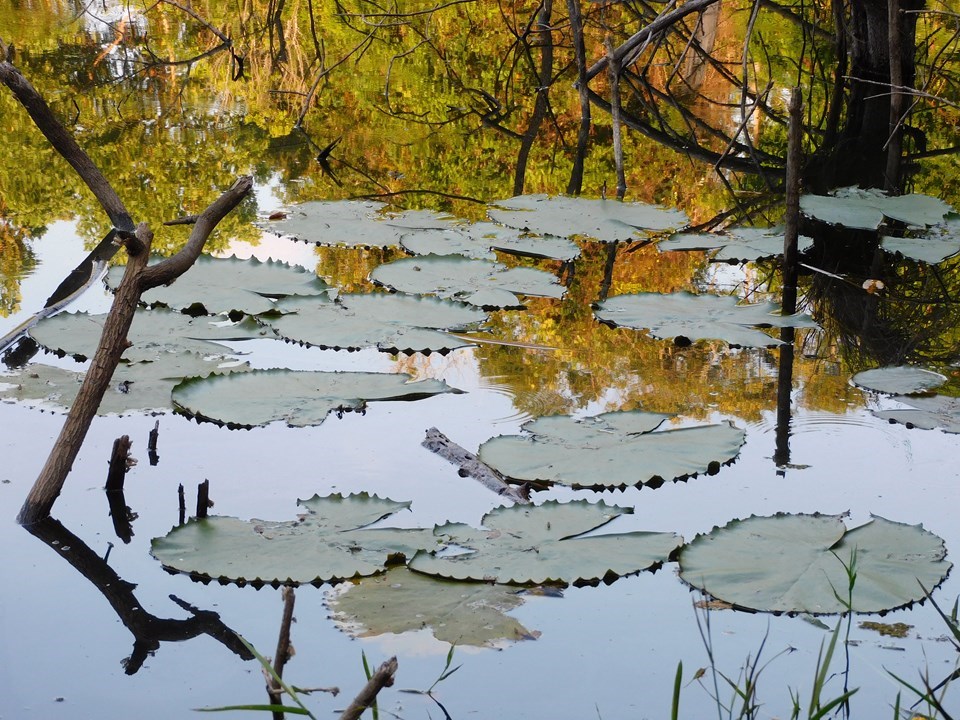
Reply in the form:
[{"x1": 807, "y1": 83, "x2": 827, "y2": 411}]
[
  {"x1": 339, "y1": 657, "x2": 399, "y2": 720},
  {"x1": 2, "y1": 54, "x2": 252, "y2": 524}
]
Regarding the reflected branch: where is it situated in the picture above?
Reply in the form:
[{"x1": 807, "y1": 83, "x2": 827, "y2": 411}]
[{"x1": 26, "y1": 517, "x2": 253, "y2": 674}]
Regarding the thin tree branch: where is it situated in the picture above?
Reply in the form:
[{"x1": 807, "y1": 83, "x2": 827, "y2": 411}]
[
  {"x1": 0, "y1": 55, "x2": 133, "y2": 231},
  {"x1": 339, "y1": 657, "x2": 398, "y2": 720}
]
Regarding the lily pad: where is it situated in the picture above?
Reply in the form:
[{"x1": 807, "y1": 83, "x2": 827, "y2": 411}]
[
  {"x1": 328, "y1": 568, "x2": 537, "y2": 647},
  {"x1": 171, "y1": 369, "x2": 461, "y2": 428},
  {"x1": 882, "y1": 214, "x2": 960, "y2": 263},
  {"x1": 0, "y1": 354, "x2": 248, "y2": 414},
  {"x1": 370, "y1": 254, "x2": 565, "y2": 309},
  {"x1": 851, "y1": 366, "x2": 948, "y2": 395},
  {"x1": 265, "y1": 200, "x2": 454, "y2": 248},
  {"x1": 659, "y1": 227, "x2": 814, "y2": 262},
  {"x1": 594, "y1": 291, "x2": 817, "y2": 347},
  {"x1": 800, "y1": 189, "x2": 952, "y2": 230},
  {"x1": 874, "y1": 394, "x2": 960, "y2": 433},
  {"x1": 151, "y1": 493, "x2": 434, "y2": 585},
  {"x1": 106, "y1": 255, "x2": 333, "y2": 316},
  {"x1": 400, "y1": 223, "x2": 580, "y2": 262},
  {"x1": 409, "y1": 500, "x2": 682, "y2": 586},
  {"x1": 488, "y1": 194, "x2": 687, "y2": 243},
  {"x1": 477, "y1": 410, "x2": 745, "y2": 489},
  {"x1": 678, "y1": 514, "x2": 951, "y2": 614},
  {"x1": 265, "y1": 292, "x2": 486, "y2": 354},
  {"x1": 29, "y1": 309, "x2": 268, "y2": 363}
]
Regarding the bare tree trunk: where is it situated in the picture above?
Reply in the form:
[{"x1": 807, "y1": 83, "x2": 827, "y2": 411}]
[
  {"x1": 782, "y1": 88, "x2": 803, "y2": 316},
  {"x1": 605, "y1": 36, "x2": 627, "y2": 200},
  {"x1": 1, "y1": 55, "x2": 252, "y2": 525},
  {"x1": 567, "y1": 0, "x2": 591, "y2": 195},
  {"x1": 514, "y1": 0, "x2": 554, "y2": 196},
  {"x1": 885, "y1": 0, "x2": 903, "y2": 191}
]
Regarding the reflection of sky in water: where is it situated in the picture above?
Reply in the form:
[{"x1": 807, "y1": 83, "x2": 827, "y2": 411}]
[{"x1": 4, "y1": 211, "x2": 960, "y2": 718}]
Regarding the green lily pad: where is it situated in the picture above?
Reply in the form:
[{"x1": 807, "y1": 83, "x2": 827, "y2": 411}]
[
  {"x1": 409, "y1": 500, "x2": 682, "y2": 586},
  {"x1": 370, "y1": 254, "x2": 565, "y2": 309},
  {"x1": 659, "y1": 227, "x2": 814, "y2": 262},
  {"x1": 882, "y1": 214, "x2": 960, "y2": 263},
  {"x1": 400, "y1": 223, "x2": 580, "y2": 262},
  {"x1": 29, "y1": 309, "x2": 268, "y2": 363},
  {"x1": 151, "y1": 493, "x2": 434, "y2": 585},
  {"x1": 0, "y1": 354, "x2": 248, "y2": 414},
  {"x1": 265, "y1": 292, "x2": 486, "y2": 353},
  {"x1": 800, "y1": 189, "x2": 952, "y2": 230},
  {"x1": 265, "y1": 200, "x2": 454, "y2": 248},
  {"x1": 106, "y1": 255, "x2": 334, "y2": 316},
  {"x1": 328, "y1": 568, "x2": 537, "y2": 647},
  {"x1": 477, "y1": 410, "x2": 745, "y2": 489},
  {"x1": 594, "y1": 291, "x2": 817, "y2": 347},
  {"x1": 678, "y1": 514, "x2": 951, "y2": 614},
  {"x1": 852, "y1": 366, "x2": 948, "y2": 395},
  {"x1": 874, "y1": 394, "x2": 960, "y2": 432},
  {"x1": 487, "y1": 194, "x2": 687, "y2": 243},
  {"x1": 171, "y1": 369, "x2": 461, "y2": 428}
]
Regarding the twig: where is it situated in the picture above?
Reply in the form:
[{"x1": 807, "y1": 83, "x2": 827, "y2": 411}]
[
  {"x1": 267, "y1": 587, "x2": 297, "y2": 706},
  {"x1": 339, "y1": 657, "x2": 398, "y2": 720},
  {"x1": 583, "y1": 0, "x2": 720, "y2": 83},
  {"x1": 0, "y1": 58, "x2": 133, "y2": 231}
]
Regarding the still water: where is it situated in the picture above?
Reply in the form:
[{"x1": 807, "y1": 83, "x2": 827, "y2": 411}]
[{"x1": 2, "y1": 1, "x2": 960, "y2": 718}]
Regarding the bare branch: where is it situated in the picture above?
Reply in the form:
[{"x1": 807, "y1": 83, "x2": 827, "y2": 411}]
[
  {"x1": 0, "y1": 56, "x2": 133, "y2": 231},
  {"x1": 583, "y1": 0, "x2": 720, "y2": 84},
  {"x1": 139, "y1": 176, "x2": 253, "y2": 289},
  {"x1": 339, "y1": 657, "x2": 398, "y2": 720}
]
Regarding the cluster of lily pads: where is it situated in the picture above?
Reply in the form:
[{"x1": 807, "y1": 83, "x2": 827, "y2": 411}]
[
  {"x1": 2, "y1": 193, "x2": 956, "y2": 649},
  {"x1": 151, "y1": 490, "x2": 950, "y2": 646},
  {"x1": 658, "y1": 188, "x2": 960, "y2": 264}
]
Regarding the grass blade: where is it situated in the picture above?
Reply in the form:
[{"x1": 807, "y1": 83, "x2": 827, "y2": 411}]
[{"x1": 196, "y1": 704, "x2": 311, "y2": 714}]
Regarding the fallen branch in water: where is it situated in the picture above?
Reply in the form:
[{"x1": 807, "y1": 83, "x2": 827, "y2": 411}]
[{"x1": 423, "y1": 428, "x2": 530, "y2": 504}]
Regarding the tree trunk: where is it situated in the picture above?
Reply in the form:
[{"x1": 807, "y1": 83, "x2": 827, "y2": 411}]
[
  {"x1": 2, "y1": 55, "x2": 253, "y2": 525},
  {"x1": 808, "y1": 0, "x2": 923, "y2": 191}
]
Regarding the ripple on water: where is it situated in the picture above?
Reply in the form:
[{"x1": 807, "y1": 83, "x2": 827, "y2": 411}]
[
  {"x1": 749, "y1": 409, "x2": 905, "y2": 442},
  {"x1": 476, "y1": 378, "x2": 553, "y2": 426}
]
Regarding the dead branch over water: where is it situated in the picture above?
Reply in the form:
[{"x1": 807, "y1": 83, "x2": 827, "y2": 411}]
[{"x1": 0, "y1": 49, "x2": 251, "y2": 525}]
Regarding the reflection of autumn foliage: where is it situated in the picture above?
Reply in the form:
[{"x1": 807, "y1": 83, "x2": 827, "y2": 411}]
[
  {"x1": 313, "y1": 245, "x2": 402, "y2": 293},
  {"x1": 461, "y1": 244, "x2": 857, "y2": 423},
  {"x1": 0, "y1": 218, "x2": 34, "y2": 318},
  {"x1": 807, "y1": 255, "x2": 960, "y2": 373}
]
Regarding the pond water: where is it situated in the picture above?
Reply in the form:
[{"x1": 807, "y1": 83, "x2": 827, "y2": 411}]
[{"x1": 2, "y1": 1, "x2": 960, "y2": 718}]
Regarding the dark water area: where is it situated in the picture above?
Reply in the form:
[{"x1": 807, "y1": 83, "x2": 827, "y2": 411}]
[{"x1": 3, "y1": 1, "x2": 960, "y2": 717}]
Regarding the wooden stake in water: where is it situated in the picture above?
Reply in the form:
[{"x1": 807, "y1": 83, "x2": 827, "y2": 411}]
[
  {"x1": 776, "y1": 88, "x2": 803, "y2": 469},
  {"x1": 782, "y1": 88, "x2": 802, "y2": 316}
]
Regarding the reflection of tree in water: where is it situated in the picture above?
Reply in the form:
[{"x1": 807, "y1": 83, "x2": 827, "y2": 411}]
[
  {"x1": 25, "y1": 517, "x2": 253, "y2": 674},
  {"x1": 0, "y1": 219, "x2": 34, "y2": 318},
  {"x1": 807, "y1": 249, "x2": 960, "y2": 370},
  {"x1": 584, "y1": 0, "x2": 958, "y2": 195}
]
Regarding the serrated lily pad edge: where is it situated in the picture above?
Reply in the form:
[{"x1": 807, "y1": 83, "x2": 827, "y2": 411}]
[{"x1": 675, "y1": 512, "x2": 952, "y2": 616}]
